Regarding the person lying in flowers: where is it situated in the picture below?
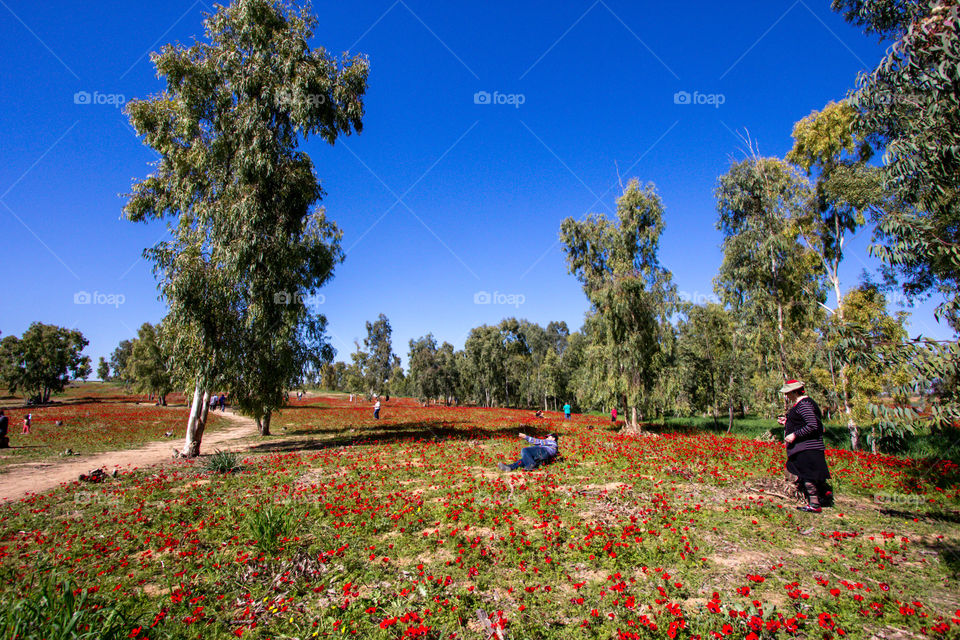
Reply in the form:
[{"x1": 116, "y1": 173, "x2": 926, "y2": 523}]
[{"x1": 498, "y1": 432, "x2": 559, "y2": 471}]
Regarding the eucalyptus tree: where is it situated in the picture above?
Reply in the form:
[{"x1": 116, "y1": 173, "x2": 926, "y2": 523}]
[
  {"x1": 436, "y1": 342, "x2": 460, "y2": 405},
  {"x1": 787, "y1": 100, "x2": 885, "y2": 447},
  {"x1": 127, "y1": 322, "x2": 174, "y2": 405},
  {"x1": 408, "y1": 334, "x2": 441, "y2": 403},
  {"x1": 560, "y1": 179, "x2": 676, "y2": 430},
  {"x1": 461, "y1": 321, "x2": 530, "y2": 407},
  {"x1": 123, "y1": 0, "x2": 367, "y2": 455},
  {"x1": 109, "y1": 340, "x2": 134, "y2": 387},
  {"x1": 0, "y1": 323, "x2": 89, "y2": 403},
  {"x1": 360, "y1": 314, "x2": 400, "y2": 396},
  {"x1": 837, "y1": 0, "x2": 960, "y2": 329},
  {"x1": 97, "y1": 357, "x2": 110, "y2": 382},
  {"x1": 463, "y1": 325, "x2": 499, "y2": 406},
  {"x1": 676, "y1": 303, "x2": 740, "y2": 430},
  {"x1": 715, "y1": 157, "x2": 825, "y2": 395}
]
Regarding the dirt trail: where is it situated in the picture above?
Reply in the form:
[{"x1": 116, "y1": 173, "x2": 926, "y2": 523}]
[{"x1": 0, "y1": 410, "x2": 259, "y2": 504}]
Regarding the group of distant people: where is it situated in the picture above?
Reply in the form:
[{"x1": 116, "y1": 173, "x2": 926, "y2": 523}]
[{"x1": 209, "y1": 393, "x2": 227, "y2": 411}]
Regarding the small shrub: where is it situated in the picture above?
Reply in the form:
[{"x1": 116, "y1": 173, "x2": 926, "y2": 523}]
[
  {"x1": 244, "y1": 505, "x2": 298, "y2": 552},
  {"x1": 203, "y1": 449, "x2": 241, "y2": 474}
]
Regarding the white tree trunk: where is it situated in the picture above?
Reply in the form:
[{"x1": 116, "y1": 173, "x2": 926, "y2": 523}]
[{"x1": 182, "y1": 384, "x2": 209, "y2": 458}]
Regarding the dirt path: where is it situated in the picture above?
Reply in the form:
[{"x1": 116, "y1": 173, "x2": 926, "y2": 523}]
[{"x1": 0, "y1": 411, "x2": 259, "y2": 504}]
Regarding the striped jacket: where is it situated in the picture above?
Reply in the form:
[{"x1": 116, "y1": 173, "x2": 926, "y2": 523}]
[{"x1": 784, "y1": 396, "x2": 825, "y2": 455}]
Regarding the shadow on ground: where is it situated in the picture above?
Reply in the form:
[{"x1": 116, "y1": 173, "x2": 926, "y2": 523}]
[
  {"x1": 243, "y1": 420, "x2": 527, "y2": 454},
  {"x1": 878, "y1": 507, "x2": 960, "y2": 524}
]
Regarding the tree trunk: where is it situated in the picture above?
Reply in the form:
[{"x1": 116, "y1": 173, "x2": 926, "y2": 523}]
[
  {"x1": 710, "y1": 371, "x2": 719, "y2": 429},
  {"x1": 159, "y1": 393, "x2": 167, "y2": 406},
  {"x1": 200, "y1": 392, "x2": 211, "y2": 427},
  {"x1": 182, "y1": 384, "x2": 208, "y2": 458},
  {"x1": 631, "y1": 406, "x2": 638, "y2": 431},
  {"x1": 257, "y1": 411, "x2": 272, "y2": 436},
  {"x1": 776, "y1": 300, "x2": 788, "y2": 381},
  {"x1": 727, "y1": 402, "x2": 734, "y2": 434},
  {"x1": 830, "y1": 281, "x2": 860, "y2": 450}
]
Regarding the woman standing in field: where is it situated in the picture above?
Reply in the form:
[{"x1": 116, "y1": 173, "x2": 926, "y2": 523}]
[{"x1": 778, "y1": 379, "x2": 831, "y2": 513}]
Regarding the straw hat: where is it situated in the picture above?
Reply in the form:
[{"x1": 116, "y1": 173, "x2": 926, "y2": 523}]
[{"x1": 779, "y1": 379, "x2": 805, "y2": 394}]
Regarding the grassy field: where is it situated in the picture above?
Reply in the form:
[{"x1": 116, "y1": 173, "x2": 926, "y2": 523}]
[
  {"x1": 0, "y1": 394, "x2": 958, "y2": 639},
  {"x1": 0, "y1": 382, "x2": 228, "y2": 469}
]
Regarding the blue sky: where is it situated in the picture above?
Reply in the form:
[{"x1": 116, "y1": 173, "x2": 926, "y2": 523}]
[{"x1": 0, "y1": 0, "x2": 954, "y2": 373}]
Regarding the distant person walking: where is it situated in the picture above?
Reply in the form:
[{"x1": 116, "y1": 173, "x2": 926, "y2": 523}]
[
  {"x1": 498, "y1": 432, "x2": 559, "y2": 471},
  {"x1": 22, "y1": 413, "x2": 31, "y2": 435},
  {"x1": 373, "y1": 397, "x2": 381, "y2": 420},
  {"x1": 0, "y1": 410, "x2": 8, "y2": 448},
  {"x1": 778, "y1": 379, "x2": 832, "y2": 513},
  {"x1": 563, "y1": 403, "x2": 571, "y2": 420},
  {"x1": 218, "y1": 393, "x2": 226, "y2": 411}
]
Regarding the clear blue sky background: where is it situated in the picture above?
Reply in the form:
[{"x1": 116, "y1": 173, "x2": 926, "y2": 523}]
[{"x1": 1, "y1": 0, "x2": 954, "y2": 374}]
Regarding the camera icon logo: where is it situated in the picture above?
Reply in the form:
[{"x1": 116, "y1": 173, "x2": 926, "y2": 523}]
[
  {"x1": 473, "y1": 91, "x2": 491, "y2": 105},
  {"x1": 73, "y1": 91, "x2": 92, "y2": 105},
  {"x1": 673, "y1": 91, "x2": 691, "y2": 105},
  {"x1": 74, "y1": 291, "x2": 92, "y2": 304},
  {"x1": 274, "y1": 291, "x2": 292, "y2": 304},
  {"x1": 473, "y1": 291, "x2": 492, "y2": 304}
]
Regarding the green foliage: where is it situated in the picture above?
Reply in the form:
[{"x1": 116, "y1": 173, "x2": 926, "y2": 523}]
[
  {"x1": 845, "y1": 1, "x2": 960, "y2": 329},
  {"x1": 96, "y1": 357, "x2": 110, "y2": 382},
  {"x1": 109, "y1": 339, "x2": 133, "y2": 386},
  {"x1": 834, "y1": 284, "x2": 910, "y2": 425},
  {"x1": 675, "y1": 303, "x2": 745, "y2": 429},
  {"x1": 462, "y1": 320, "x2": 532, "y2": 407},
  {"x1": 243, "y1": 504, "x2": 298, "y2": 552},
  {"x1": 0, "y1": 323, "x2": 89, "y2": 403},
  {"x1": 0, "y1": 574, "x2": 142, "y2": 640},
  {"x1": 204, "y1": 449, "x2": 242, "y2": 474},
  {"x1": 357, "y1": 314, "x2": 400, "y2": 395},
  {"x1": 830, "y1": 0, "x2": 926, "y2": 37},
  {"x1": 407, "y1": 334, "x2": 441, "y2": 402},
  {"x1": 126, "y1": 322, "x2": 174, "y2": 403}
]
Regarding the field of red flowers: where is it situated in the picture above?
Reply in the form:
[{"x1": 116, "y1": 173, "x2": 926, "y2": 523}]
[
  {"x1": 0, "y1": 394, "x2": 958, "y2": 639},
  {"x1": 0, "y1": 383, "x2": 225, "y2": 468}
]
